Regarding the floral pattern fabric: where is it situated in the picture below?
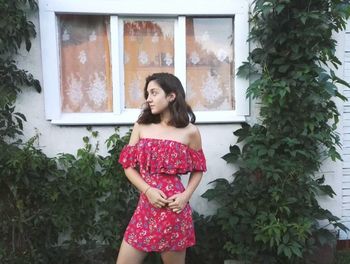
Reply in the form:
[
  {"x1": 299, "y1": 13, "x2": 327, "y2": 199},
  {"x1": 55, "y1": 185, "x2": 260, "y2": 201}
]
[{"x1": 118, "y1": 138, "x2": 207, "y2": 252}]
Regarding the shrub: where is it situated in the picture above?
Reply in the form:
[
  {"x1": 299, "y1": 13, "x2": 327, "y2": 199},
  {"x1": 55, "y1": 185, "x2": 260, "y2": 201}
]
[{"x1": 0, "y1": 128, "x2": 139, "y2": 263}]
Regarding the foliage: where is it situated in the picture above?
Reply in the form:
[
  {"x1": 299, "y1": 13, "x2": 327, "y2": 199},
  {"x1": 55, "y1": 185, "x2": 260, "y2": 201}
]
[
  {"x1": 0, "y1": 135, "x2": 59, "y2": 263},
  {"x1": 186, "y1": 212, "x2": 229, "y2": 263},
  {"x1": 335, "y1": 250, "x2": 350, "y2": 264},
  {"x1": 54, "y1": 128, "x2": 138, "y2": 249},
  {"x1": 0, "y1": 0, "x2": 41, "y2": 141},
  {"x1": 0, "y1": 128, "x2": 139, "y2": 263},
  {"x1": 203, "y1": 0, "x2": 350, "y2": 263}
]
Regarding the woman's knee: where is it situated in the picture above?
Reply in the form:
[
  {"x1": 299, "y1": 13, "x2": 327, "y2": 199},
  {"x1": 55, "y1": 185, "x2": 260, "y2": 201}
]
[
  {"x1": 160, "y1": 250, "x2": 186, "y2": 264},
  {"x1": 116, "y1": 240, "x2": 147, "y2": 264}
]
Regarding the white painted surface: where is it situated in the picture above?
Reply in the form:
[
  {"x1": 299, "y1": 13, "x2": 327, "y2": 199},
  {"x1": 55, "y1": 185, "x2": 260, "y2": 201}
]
[
  {"x1": 334, "y1": 22, "x2": 350, "y2": 239},
  {"x1": 15, "y1": 2, "x2": 349, "y2": 234},
  {"x1": 15, "y1": 11, "x2": 238, "y2": 216},
  {"x1": 337, "y1": 25, "x2": 350, "y2": 239}
]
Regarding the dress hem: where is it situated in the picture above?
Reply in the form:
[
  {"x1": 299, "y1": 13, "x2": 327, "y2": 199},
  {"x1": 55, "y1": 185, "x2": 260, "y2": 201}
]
[{"x1": 123, "y1": 239, "x2": 195, "y2": 253}]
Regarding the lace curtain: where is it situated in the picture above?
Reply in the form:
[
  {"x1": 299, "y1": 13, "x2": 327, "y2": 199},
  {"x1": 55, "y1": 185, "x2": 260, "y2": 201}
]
[
  {"x1": 123, "y1": 19, "x2": 175, "y2": 108},
  {"x1": 59, "y1": 15, "x2": 112, "y2": 113},
  {"x1": 186, "y1": 17, "x2": 235, "y2": 111},
  {"x1": 58, "y1": 16, "x2": 234, "y2": 112}
]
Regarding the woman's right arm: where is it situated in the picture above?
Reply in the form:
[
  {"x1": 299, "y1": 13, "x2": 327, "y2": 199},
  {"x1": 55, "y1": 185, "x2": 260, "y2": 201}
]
[{"x1": 123, "y1": 123, "x2": 168, "y2": 207}]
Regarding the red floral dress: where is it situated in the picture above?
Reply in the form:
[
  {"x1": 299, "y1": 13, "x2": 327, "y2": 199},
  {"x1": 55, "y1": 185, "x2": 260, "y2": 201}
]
[{"x1": 118, "y1": 137, "x2": 207, "y2": 252}]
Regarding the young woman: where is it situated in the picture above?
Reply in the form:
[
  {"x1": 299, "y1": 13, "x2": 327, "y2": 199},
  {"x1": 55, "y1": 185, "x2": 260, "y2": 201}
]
[{"x1": 116, "y1": 73, "x2": 207, "y2": 264}]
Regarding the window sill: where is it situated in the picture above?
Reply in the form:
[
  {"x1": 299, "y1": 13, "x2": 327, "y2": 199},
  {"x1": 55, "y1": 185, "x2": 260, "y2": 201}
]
[{"x1": 50, "y1": 111, "x2": 248, "y2": 125}]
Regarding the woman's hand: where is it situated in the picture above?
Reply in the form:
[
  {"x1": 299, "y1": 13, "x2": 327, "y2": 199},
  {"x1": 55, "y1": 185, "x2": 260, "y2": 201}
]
[
  {"x1": 145, "y1": 187, "x2": 169, "y2": 208},
  {"x1": 167, "y1": 192, "x2": 190, "y2": 214}
]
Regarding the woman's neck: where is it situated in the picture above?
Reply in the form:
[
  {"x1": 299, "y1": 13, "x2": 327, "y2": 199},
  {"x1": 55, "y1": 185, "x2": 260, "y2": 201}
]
[{"x1": 159, "y1": 110, "x2": 171, "y2": 126}]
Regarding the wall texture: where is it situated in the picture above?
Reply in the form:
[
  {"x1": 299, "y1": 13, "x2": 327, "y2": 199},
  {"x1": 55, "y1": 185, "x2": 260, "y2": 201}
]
[{"x1": 14, "y1": 10, "x2": 345, "y2": 227}]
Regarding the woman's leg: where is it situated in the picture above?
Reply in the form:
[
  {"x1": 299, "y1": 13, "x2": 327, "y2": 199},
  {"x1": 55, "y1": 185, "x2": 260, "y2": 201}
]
[
  {"x1": 160, "y1": 250, "x2": 186, "y2": 264},
  {"x1": 116, "y1": 240, "x2": 148, "y2": 264}
]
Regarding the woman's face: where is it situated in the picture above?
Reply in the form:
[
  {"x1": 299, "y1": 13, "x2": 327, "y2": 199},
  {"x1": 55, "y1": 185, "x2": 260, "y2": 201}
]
[{"x1": 146, "y1": 80, "x2": 174, "y2": 115}]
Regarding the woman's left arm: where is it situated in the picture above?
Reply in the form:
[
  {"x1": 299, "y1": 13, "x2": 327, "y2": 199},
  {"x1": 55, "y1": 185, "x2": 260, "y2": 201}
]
[{"x1": 168, "y1": 126, "x2": 204, "y2": 213}]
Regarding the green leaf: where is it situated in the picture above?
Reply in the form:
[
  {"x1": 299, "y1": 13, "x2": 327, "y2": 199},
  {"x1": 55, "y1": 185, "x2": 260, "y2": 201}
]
[
  {"x1": 318, "y1": 184, "x2": 336, "y2": 197},
  {"x1": 300, "y1": 15, "x2": 307, "y2": 24},
  {"x1": 283, "y1": 247, "x2": 292, "y2": 258},
  {"x1": 275, "y1": 4, "x2": 285, "y2": 14},
  {"x1": 334, "y1": 222, "x2": 349, "y2": 233},
  {"x1": 278, "y1": 65, "x2": 289, "y2": 73},
  {"x1": 234, "y1": 123, "x2": 250, "y2": 143},
  {"x1": 229, "y1": 216, "x2": 239, "y2": 227},
  {"x1": 201, "y1": 189, "x2": 217, "y2": 201},
  {"x1": 222, "y1": 151, "x2": 239, "y2": 163},
  {"x1": 290, "y1": 243, "x2": 302, "y2": 257},
  {"x1": 237, "y1": 62, "x2": 252, "y2": 79},
  {"x1": 324, "y1": 82, "x2": 336, "y2": 96}
]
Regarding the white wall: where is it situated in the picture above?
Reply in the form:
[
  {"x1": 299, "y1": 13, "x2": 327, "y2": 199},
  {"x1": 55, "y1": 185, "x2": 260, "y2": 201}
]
[
  {"x1": 14, "y1": 8, "x2": 346, "y2": 224},
  {"x1": 15, "y1": 10, "x2": 242, "y2": 216},
  {"x1": 335, "y1": 22, "x2": 350, "y2": 239}
]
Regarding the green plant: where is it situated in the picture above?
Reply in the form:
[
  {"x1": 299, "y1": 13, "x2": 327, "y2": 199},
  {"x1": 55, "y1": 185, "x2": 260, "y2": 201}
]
[
  {"x1": 0, "y1": 134, "x2": 59, "y2": 263},
  {"x1": 53, "y1": 127, "x2": 138, "y2": 249},
  {"x1": 1, "y1": 127, "x2": 139, "y2": 263},
  {"x1": 47, "y1": 127, "x2": 138, "y2": 264},
  {"x1": 186, "y1": 212, "x2": 229, "y2": 263},
  {"x1": 0, "y1": 0, "x2": 41, "y2": 141},
  {"x1": 203, "y1": 0, "x2": 350, "y2": 263},
  {"x1": 335, "y1": 250, "x2": 350, "y2": 264}
]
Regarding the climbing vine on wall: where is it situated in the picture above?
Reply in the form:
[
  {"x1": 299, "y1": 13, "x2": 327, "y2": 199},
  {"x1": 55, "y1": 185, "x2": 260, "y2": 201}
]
[
  {"x1": 203, "y1": 0, "x2": 350, "y2": 263},
  {"x1": 0, "y1": 0, "x2": 40, "y2": 140}
]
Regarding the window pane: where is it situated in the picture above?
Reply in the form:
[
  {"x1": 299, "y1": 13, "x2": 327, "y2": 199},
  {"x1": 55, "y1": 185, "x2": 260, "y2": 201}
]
[
  {"x1": 59, "y1": 15, "x2": 112, "y2": 113},
  {"x1": 186, "y1": 17, "x2": 234, "y2": 111},
  {"x1": 123, "y1": 19, "x2": 175, "y2": 109}
]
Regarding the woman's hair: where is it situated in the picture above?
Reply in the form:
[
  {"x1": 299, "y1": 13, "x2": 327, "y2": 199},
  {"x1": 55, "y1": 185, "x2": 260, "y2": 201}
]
[{"x1": 137, "y1": 72, "x2": 196, "y2": 128}]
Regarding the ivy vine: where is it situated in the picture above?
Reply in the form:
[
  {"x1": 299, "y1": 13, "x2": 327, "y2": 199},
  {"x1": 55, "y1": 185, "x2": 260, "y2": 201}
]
[
  {"x1": 203, "y1": 0, "x2": 350, "y2": 263},
  {"x1": 0, "y1": 0, "x2": 40, "y2": 140}
]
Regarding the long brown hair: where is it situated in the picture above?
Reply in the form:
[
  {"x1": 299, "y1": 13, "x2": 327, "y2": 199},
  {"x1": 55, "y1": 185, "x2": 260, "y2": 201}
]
[{"x1": 137, "y1": 72, "x2": 195, "y2": 128}]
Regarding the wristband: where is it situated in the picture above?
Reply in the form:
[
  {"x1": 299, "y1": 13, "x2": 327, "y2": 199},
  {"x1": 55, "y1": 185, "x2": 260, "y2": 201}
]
[{"x1": 144, "y1": 186, "x2": 151, "y2": 195}]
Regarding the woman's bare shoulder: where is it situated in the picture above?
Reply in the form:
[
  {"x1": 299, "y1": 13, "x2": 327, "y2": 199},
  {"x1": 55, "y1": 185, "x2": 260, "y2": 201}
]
[
  {"x1": 186, "y1": 123, "x2": 202, "y2": 150},
  {"x1": 185, "y1": 123, "x2": 200, "y2": 135},
  {"x1": 135, "y1": 122, "x2": 153, "y2": 138},
  {"x1": 128, "y1": 122, "x2": 141, "y2": 145}
]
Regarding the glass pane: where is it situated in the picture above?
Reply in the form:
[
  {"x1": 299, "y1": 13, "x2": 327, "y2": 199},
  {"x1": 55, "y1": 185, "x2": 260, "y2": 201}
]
[
  {"x1": 123, "y1": 19, "x2": 175, "y2": 109},
  {"x1": 59, "y1": 15, "x2": 112, "y2": 113},
  {"x1": 186, "y1": 17, "x2": 234, "y2": 111}
]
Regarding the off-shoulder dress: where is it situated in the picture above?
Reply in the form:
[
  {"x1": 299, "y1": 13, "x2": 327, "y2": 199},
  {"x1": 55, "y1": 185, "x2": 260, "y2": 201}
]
[{"x1": 118, "y1": 137, "x2": 207, "y2": 252}]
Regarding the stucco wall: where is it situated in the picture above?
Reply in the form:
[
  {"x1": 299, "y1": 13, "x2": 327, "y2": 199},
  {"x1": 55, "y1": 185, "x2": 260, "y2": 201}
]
[
  {"x1": 15, "y1": 11, "x2": 243, "y2": 216},
  {"x1": 14, "y1": 10, "x2": 344, "y2": 223}
]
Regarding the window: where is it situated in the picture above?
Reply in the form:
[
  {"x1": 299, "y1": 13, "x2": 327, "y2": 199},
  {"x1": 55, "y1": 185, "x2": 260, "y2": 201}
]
[
  {"x1": 122, "y1": 18, "x2": 175, "y2": 109},
  {"x1": 39, "y1": 0, "x2": 249, "y2": 124}
]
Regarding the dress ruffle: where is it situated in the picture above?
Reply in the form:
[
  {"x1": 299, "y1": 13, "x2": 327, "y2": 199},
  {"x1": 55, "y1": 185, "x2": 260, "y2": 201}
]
[
  {"x1": 118, "y1": 138, "x2": 207, "y2": 174},
  {"x1": 117, "y1": 137, "x2": 206, "y2": 252},
  {"x1": 119, "y1": 144, "x2": 138, "y2": 169}
]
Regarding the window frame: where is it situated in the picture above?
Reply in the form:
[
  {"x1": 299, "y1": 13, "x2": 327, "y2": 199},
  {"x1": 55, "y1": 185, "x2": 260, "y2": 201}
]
[{"x1": 39, "y1": 0, "x2": 250, "y2": 125}]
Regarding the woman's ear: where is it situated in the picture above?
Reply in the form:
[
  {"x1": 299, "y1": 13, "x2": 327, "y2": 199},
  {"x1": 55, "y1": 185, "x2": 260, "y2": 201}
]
[{"x1": 168, "y1": 92, "x2": 176, "y2": 102}]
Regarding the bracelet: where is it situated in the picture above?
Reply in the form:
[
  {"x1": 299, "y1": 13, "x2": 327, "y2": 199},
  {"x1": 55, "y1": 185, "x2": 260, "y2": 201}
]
[{"x1": 144, "y1": 186, "x2": 151, "y2": 195}]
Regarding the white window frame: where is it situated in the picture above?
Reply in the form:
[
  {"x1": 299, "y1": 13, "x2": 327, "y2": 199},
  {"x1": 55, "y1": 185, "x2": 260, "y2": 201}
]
[{"x1": 39, "y1": 0, "x2": 250, "y2": 125}]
